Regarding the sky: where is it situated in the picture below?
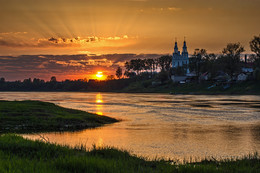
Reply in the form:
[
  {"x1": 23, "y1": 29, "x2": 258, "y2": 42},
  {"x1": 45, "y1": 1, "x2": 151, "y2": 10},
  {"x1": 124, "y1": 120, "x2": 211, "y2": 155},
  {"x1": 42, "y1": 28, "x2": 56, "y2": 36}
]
[{"x1": 0, "y1": 0, "x2": 259, "y2": 80}]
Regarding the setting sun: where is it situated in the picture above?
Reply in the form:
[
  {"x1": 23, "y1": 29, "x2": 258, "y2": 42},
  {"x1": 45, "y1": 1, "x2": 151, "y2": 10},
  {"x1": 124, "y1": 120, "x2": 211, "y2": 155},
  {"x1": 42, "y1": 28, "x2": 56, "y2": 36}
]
[{"x1": 96, "y1": 72, "x2": 103, "y2": 78}]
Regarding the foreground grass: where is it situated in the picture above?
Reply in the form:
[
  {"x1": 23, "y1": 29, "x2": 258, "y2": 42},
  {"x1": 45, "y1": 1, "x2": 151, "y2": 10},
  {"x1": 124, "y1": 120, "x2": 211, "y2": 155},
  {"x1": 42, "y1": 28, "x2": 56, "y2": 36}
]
[
  {"x1": 0, "y1": 134, "x2": 259, "y2": 173},
  {"x1": 0, "y1": 100, "x2": 118, "y2": 133}
]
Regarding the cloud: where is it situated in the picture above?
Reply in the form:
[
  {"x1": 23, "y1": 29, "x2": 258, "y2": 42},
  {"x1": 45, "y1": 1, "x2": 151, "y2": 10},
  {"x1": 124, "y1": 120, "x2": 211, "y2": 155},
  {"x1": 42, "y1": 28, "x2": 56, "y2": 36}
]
[
  {"x1": 139, "y1": 6, "x2": 182, "y2": 13},
  {"x1": 48, "y1": 37, "x2": 59, "y2": 43},
  {"x1": 0, "y1": 35, "x2": 133, "y2": 49},
  {"x1": 167, "y1": 7, "x2": 182, "y2": 11},
  {"x1": 0, "y1": 32, "x2": 28, "y2": 36}
]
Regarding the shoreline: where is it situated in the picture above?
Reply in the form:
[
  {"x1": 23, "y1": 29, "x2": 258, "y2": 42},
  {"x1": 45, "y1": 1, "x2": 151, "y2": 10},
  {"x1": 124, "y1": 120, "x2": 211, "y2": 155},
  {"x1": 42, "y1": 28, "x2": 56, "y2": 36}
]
[{"x1": 0, "y1": 90, "x2": 260, "y2": 95}]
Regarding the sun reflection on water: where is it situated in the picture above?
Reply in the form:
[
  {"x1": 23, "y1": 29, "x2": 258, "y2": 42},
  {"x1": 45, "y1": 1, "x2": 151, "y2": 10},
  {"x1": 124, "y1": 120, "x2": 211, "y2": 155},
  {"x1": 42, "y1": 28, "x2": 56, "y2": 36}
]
[
  {"x1": 96, "y1": 93, "x2": 103, "y2": 103},
  {"x1": 96, "y1": 93, "x2": 103, "y2": 115}
]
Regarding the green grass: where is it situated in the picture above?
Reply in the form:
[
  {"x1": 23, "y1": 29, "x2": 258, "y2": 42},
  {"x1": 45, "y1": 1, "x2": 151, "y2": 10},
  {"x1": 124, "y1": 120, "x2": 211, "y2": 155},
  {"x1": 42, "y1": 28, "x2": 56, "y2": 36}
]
[
  {"x1": 171, "y1": 81, "x2": 260, "y2": 95},
  {"x1": 0, "y1": 134, "x2": 259, "y2": 173},
  {"x1": 122, "y1": 80, "x2": 260, "y2": 95},
  {"x1": 0, "y1": 100, "x2": 118, "y2": 133}
]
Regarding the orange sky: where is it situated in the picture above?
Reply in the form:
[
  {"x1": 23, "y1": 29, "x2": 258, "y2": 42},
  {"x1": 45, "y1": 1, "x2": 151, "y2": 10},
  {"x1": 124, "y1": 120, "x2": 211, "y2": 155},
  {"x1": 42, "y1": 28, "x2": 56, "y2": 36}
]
[{"x1": 0, "y1": 0, "x2": 259, "y2": 56}]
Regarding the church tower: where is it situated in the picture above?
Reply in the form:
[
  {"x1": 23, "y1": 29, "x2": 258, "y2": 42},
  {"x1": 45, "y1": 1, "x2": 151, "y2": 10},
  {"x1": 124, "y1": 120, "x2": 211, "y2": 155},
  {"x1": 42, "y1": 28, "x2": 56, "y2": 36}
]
[
  {"x1": 182, "y1": 40, "x2": 189, "y2": 64},
  {"x1": 182, "y1": 41, "x2": 188, "y2": 58},
  {"x1": 174, "y1": 41, "x2": 179, "y2": 54},
  {"x1": 172, "y1": 39, "x2": 189, "y2": 73}
]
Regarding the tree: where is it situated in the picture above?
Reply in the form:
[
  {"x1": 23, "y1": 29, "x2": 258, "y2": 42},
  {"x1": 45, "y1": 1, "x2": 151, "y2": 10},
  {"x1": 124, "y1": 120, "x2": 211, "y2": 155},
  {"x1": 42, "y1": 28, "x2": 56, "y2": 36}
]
[
  {"x1": 189, "y1": 49, "x2": 206, "y2": 82},
  {"x1": 222, "y1": 43, "x2": 245, "y2": 56},
  {"x1": 132, "y1": 59, "x2": 145, "y2": 75},
  {"x1": 125, "y1": 61, "x2": 131, "y2": 72},
  {"x1": 50, "y1": 76, "x2": 57, "y2": 82},
  {"x1": 250, "y1": 35, "x2": 260, "y2": 58},
  {"x1": 145, "y1": 58, "x2": 156, "y2": 76},
  {"x1": 116, "y1": 67, "x2": 123, "y2": 79},
  {"x1": 124, "y1": 71, "x2": 136, "y2": 78},
  {"x1": 220, "y1": 43, "x2": 245, "y2": 78},
  {"x1": 106, "y1": 75, "x2": 115, "y2": 80},
  {"x1": 0, "y1": 77, "x2": 5, "y2": 83},
  {"x1": 157, "y1": 55, "x2": 172, "y2": 72}
]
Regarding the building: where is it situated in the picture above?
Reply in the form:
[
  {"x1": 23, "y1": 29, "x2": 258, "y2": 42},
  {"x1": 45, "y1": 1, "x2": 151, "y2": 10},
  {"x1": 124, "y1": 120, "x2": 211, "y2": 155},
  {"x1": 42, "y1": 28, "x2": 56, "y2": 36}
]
[{"x1": 172, "y1": 40, "x2": 189, "y2": 69}]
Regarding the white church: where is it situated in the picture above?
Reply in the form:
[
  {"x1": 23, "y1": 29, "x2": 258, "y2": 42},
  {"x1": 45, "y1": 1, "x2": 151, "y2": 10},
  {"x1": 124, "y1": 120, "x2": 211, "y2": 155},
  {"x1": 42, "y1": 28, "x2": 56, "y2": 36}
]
[
  {"x1": 172, "y1": 40, "x2": 189, "y2": 69},
  {"x1": 171, "y1": 40, "x2": 190, "y2": 82}
]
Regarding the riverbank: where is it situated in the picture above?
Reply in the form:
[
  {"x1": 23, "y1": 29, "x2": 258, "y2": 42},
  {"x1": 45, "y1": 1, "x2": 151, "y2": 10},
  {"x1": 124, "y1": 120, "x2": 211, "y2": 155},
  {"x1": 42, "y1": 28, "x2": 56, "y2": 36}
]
[
  {"x1": 0, "y1": 100, "x2": 118, "y2": 133},
  {"x1": 122, "y1": 80, "x2": 260, "y2": 95},
  {"x1": 0, "y1": 134, "x2": 259, "y2": 173},
  {"x1": 1, "y1": 79, "x2": 260, "y2": 95}
]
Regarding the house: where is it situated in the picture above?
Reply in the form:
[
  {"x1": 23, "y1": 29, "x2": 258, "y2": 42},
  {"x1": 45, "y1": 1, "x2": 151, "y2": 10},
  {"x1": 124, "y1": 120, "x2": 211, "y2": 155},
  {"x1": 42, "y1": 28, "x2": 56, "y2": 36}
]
[{"x1": 237, "y1": 73, "x2": 248, "y2": 81}]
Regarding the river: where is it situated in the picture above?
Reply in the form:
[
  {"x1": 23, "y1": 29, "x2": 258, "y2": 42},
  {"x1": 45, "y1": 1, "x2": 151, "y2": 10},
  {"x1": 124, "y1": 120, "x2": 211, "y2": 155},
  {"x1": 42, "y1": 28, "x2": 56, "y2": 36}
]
[{"x1": 1, "y1": 92, "x2": 260, "y2": 161}]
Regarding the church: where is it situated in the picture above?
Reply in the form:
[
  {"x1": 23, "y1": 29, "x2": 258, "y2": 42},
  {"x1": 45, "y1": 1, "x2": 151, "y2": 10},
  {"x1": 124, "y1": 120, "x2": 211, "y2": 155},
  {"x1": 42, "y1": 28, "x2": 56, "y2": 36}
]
[
  {"x1": 172, "y1": 40, "x2": 189, "y2": 69},
  {"x1": 171, "y1": 40, "x2": 190, "y2": 82}
]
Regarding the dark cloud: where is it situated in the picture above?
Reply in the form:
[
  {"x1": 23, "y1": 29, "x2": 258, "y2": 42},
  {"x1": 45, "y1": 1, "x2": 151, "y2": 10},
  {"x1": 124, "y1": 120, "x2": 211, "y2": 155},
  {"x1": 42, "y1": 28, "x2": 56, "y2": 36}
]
[{"x1": 48, "y1": 37, "x2": 58, "y2": 43}]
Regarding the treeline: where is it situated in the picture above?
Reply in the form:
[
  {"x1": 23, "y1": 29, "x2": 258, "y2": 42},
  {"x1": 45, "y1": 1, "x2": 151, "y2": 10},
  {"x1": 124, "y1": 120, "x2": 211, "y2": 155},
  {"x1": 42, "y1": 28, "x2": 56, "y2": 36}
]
[{"x1": 0, "y1": 77, "x2": 136, "y2": 91}]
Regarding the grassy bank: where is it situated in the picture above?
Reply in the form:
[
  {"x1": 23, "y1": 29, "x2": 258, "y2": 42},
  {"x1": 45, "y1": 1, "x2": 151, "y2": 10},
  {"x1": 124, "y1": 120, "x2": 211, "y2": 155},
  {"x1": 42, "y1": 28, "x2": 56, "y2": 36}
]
[
  {"x1": 0, "y1": 100, "x2": 118, "y2": 133},
  {"x1": 122, "y1": 80, "x2": 260, "y2": 95},
  {"x1": 0, "y1": 134, "x2": 259, "y2": 173}
]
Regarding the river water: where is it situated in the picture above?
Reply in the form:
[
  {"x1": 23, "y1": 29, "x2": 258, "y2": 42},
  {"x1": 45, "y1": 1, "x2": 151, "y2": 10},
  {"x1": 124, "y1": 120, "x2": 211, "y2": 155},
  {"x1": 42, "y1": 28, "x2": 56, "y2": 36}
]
[{"x1": 1, "y1": 92, "x2": 260, "y2": 161}]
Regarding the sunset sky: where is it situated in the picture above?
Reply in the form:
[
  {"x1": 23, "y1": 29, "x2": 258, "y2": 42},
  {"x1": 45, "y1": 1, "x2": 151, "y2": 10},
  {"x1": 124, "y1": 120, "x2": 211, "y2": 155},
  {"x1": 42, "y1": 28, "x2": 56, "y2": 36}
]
[{"x1": 0, "y1": 0, "x2": 259, "y2": 80}]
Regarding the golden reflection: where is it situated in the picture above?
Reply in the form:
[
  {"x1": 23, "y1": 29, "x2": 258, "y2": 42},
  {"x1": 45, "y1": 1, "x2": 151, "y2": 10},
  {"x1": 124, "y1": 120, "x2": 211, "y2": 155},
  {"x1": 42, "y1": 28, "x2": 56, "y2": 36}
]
[
  {"x1": 96, "y1": 93, "x2": 103, "y2": 103},
  {"x1": 96, "y1": 112, "x2": 103, "y2": 115},
  {"x1": 97, "y1": 138, "x2": 104, "y2": 148},
  {"x1": 96, "y1": 93, "x2": 103, "y2": 115},
  {"x1": 96, "y1": 100, "x2": 103, "y2": 103}
]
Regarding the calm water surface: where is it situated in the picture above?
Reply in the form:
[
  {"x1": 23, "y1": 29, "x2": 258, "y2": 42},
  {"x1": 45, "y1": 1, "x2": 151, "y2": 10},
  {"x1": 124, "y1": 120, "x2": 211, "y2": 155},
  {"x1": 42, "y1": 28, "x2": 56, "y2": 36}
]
[{"x1": 1, "y1": 92, "x2": 260, "y2": 161}]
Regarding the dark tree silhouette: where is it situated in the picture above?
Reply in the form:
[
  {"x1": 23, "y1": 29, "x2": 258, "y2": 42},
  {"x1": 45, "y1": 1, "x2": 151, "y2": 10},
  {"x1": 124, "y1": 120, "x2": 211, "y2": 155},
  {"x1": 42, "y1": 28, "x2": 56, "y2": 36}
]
[
  {"x1": 106, "y1": 75, "x2": 115, "y2": 80},
  {"x1": 0, "y1": 77, "x2": 5, "y2": 83},
  {"x1": 145, "y1": 58, "x2": 155, "y2": 76},
  {"x1": 116, "y1": 67, "x2": 123, "y2": 79},
  {"x1": 220, "y1": 43, "x2": 245, "y2": 78},
  {"x1": 158, "y1": 55, "x2": 172, "y2": 72},
  {"x1": 50, "y1": 76, "x2": 57, "y2": 82},
  {"x1": 250, "y1": 35, "x2": 260, "y2": 58}
]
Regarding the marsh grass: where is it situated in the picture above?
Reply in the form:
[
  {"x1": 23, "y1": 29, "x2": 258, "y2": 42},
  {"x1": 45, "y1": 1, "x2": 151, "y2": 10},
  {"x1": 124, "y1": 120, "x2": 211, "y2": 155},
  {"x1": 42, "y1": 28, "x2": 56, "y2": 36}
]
[
  {"x1": 0, "y1": 134, "x2": 259, "y2": 173},
  {"x1": 0, "y1": 100, "x2": 118, "y2": 133}
]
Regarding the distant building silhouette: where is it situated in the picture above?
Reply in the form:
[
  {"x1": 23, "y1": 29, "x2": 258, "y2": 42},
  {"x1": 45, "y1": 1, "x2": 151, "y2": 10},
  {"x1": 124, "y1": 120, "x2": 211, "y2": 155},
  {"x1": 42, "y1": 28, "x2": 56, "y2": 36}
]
[
  {"x1": 171, "y1": 39, "x2": 190, "y2": 82},
  {"x1": 172, "y1": 40, "x2": 189, "y2": 71}
]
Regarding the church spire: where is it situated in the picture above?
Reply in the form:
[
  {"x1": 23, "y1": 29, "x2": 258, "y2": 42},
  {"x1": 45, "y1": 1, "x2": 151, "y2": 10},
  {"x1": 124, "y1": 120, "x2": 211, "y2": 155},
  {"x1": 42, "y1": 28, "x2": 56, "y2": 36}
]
[
  {"x1": 182, "y1": 37, "x2": 188, "y2": 58},
  {"x1": 182, "y1": 37, "x2": 187, "y2": 52},
  {"x1": 174, "y1": 38, "x2": 178, "y2": 54},
  {"x1": 182, "y1": 37, "x2": 188, "y2": 53}
]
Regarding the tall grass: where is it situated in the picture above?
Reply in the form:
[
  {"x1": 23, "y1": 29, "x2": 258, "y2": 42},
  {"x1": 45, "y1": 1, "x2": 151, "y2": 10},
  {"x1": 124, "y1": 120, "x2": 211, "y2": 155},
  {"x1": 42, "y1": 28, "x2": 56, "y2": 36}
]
[{"x1": 0, "y1": 134, "x2": 259, "y2": 173}]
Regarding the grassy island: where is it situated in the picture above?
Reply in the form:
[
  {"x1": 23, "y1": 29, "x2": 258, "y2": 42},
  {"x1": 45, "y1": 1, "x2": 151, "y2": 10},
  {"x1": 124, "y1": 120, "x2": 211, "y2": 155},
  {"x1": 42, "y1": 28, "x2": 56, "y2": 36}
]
[{"x1": 0, "y1": 100, "x2": 118, "y2": 133}]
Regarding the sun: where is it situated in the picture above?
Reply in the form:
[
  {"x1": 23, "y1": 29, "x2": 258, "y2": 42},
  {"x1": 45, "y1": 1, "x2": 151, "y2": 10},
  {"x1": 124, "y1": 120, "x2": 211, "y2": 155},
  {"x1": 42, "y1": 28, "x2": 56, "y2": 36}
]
[{"x1": 96, "y1": 71, "x2": 103, "y2": 78}]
